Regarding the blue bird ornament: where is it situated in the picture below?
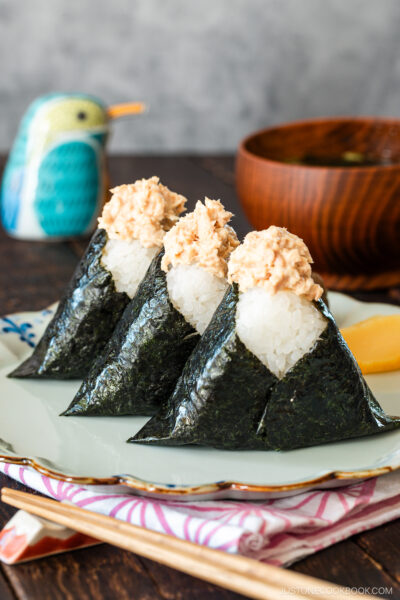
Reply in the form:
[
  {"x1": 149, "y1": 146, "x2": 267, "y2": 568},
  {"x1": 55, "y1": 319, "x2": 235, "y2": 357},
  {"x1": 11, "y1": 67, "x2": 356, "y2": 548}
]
[{"x1": 1, "y1": 93, "x2": 144, "y2": 239}]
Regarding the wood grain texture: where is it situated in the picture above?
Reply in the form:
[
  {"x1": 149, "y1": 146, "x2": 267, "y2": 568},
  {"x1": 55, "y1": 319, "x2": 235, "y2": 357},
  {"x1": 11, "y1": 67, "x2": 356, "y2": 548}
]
[
  {"x1": 0, "y1": 573, "x2": 16, "y2": 600},
  {"x1": 0, "y1": 235, "x2": 79, "y2": 313},
  {"x1": 292, "y1": 539, "x2": 399, "y2": 599},
  {"x1": 3, "y1": 544, "x2": 163, "y2": 600},
  {"x1": 0, "y1": 154, "x2": 399, "y2": 599},
  {"x1": 139, "y1": 557, "x2": 252, "y2": 599},
  {"x1": 236, "y1": 118, "x2": 400, "y2": 289},
  {"x1": 355, "y1": 520, "x2": 400, "y2": 582}
]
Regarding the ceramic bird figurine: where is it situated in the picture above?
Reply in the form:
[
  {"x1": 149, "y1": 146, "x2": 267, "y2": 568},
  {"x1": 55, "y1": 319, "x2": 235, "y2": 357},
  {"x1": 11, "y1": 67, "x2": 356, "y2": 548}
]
[{"x1": 0, "y1": 93, "x2": 145, "y2": 239}]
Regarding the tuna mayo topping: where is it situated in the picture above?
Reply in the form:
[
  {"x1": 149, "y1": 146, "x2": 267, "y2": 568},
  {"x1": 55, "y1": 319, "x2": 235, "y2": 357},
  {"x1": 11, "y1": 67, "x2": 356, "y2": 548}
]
[
  {"x1": 98, "y1": 176, "x2": 187, "y2": 248},
  {"x1": 161, "y1": 198, "x2": 239, "y2": 278},
  {"x1": 228, "y1": 226, "x2": 323, "y2": 301}
]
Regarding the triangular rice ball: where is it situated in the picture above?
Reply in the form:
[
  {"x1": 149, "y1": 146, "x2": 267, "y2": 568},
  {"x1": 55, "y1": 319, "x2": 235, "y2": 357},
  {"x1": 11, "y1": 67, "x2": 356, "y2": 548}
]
[
  {"x1": 130, "y1": 285, "x2": 277, "y2": 448},
  {"x1": 62, "y1": 251, "x2": 199, "y2": 416},
  {"x1": 132, "y1": 288, "x2": 399, "y2": 450},
  {"x1": 10, "y1": 229, "x2": 130, "y2": 379}
]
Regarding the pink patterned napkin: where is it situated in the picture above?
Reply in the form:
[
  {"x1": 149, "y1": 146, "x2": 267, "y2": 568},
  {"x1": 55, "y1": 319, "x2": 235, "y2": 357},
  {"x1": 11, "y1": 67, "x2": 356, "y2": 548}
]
[{"x1": 1, "y1": 463, "x2": 399, "y2": 566}]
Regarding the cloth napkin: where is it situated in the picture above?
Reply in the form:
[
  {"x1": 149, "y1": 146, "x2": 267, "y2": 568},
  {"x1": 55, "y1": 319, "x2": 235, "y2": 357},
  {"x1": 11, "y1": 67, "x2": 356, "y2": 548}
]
[{"x1": 1, "y1": 462, "x2": 399, "y2": 566}]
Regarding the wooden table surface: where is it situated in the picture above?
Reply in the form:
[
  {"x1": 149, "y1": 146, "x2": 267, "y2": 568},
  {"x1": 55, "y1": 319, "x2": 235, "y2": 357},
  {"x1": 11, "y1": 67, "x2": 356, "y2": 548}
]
[{"x1": 0, "y1": 154, "x2": 399, "y2": 600}]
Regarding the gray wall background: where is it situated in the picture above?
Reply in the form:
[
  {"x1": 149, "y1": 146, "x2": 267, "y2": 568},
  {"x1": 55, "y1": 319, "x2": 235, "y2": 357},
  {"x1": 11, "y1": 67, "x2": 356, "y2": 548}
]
[{"x1": 1, "y1": 0, "x2": 400, "y2": 153}]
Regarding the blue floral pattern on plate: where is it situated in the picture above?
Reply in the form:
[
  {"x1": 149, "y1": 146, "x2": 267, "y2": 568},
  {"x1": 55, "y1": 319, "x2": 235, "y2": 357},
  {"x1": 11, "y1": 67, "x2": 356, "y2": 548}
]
[
  {"x1": 1, "y1": 317, "x2": 36, "y2": 348},
  {"x1": 0, "y1": 308, "x2": 54, "y2": 349}
]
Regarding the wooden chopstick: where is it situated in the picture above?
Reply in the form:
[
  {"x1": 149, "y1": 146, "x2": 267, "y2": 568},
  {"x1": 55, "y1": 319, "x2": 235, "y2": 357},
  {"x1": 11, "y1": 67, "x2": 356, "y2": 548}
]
[{"x1": 1, "y1": 488, "x2": 365, "y2": 600}]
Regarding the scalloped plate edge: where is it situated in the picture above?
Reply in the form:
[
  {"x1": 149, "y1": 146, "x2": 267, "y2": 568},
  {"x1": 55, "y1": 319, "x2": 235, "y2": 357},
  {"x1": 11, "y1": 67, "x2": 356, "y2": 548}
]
[
  {"x1": 0, "y1": 445, "x2": 398, "y2": 500},
  {"x1": 0, "y1": 293, "x2": 399, "y2": 500}
]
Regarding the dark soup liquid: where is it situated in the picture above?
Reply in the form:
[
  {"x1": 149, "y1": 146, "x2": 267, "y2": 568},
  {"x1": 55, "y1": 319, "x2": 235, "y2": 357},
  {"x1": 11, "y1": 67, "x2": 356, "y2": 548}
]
[{"x1": 284, "y1": 151, "x2": 398, "y2": 167}]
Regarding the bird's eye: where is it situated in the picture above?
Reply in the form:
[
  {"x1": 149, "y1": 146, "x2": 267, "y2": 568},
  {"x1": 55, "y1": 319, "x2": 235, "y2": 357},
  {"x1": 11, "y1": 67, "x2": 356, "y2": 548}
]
[{"x1": 77, "y1": 111, "x2": 87, "y2": 120}]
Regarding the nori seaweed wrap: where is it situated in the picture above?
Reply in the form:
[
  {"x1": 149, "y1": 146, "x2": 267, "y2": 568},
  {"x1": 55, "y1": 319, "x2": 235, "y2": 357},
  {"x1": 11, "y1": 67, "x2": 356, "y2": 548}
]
[
  {"x1": 130, "y1": 284, "x2": 278, "y2": 448},
  {"x1": 62, "y1": 198, "x2": 239, "y2": 417},
  {"x1": 131, "y1": 288, "x2": 399, "y2": 450},
  {"x1": 132, "y1": 227, "x2": 400, "y2": 450},
  {"x1": 10, "y1": 177, "x2": 187, "y2": 380},
  {"x1": 256, "y1": 299, "x2": 400, "y2": 450},
  {"x1": 9, "y1": 229, "x2": 130, "y2": 379},
  {"x1": 62, "y1": 250, "x2": 200, "y2": 416}
]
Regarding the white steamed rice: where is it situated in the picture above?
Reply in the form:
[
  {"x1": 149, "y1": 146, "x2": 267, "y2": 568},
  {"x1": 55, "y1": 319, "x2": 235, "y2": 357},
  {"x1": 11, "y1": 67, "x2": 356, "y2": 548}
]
[
  {"x1": 236, "y1": 288, "x2": 327, "y2": 379},
  {"x1": 101, "y1": 238, "x2": 159, "y2": 298},
  {"x1": 166, "y1": 264, "x2": 228, "y2": 334}
]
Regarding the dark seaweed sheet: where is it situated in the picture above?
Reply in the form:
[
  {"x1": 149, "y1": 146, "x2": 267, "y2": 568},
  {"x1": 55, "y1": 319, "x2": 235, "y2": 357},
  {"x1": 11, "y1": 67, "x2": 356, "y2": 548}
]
[
  {"x1": 9, "y1": 229, "x2": 130, "y2": 379},
  {"x1": 130, "y1": 284, "x2": 278, "y2": 448},
  {"x1": 62, "y1": 251, "x2": 200, "y2": 416},
  {"x1": 132, "y1": 293, "x2": 399, "y2": 450},
  {"x1": 257, "y1": 300, "x2": 400, "y2": 450}
]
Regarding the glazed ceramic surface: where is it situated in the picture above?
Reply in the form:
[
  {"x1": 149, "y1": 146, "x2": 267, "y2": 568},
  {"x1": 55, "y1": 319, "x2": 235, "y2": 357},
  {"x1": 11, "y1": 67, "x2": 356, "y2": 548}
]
[
  {"x1": 0, "y1": 95, "x2": 144, "y2": 241},
  {"x1": 1, "y1": 93, "x2": 109, "y2": 240},
  {"x1": 0, "y1": 293, "x2": 399, "y2": 500}
]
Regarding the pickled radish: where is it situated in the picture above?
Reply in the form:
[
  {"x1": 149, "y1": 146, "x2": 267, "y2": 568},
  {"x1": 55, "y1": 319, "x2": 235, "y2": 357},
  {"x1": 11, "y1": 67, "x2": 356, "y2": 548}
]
[{"x1": 341, "y1": 315, "x2": 400, "y2": 374}]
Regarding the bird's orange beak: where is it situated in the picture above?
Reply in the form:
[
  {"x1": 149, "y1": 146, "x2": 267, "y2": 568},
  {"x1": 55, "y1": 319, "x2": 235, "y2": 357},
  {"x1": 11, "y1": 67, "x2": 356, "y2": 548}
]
[{"x1": 107, "y1": 102, "x2": 147, "y2": 119}]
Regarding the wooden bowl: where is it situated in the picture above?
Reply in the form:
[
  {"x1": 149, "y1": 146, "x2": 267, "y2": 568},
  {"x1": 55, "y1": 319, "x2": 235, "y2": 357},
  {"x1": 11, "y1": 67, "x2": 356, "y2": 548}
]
[{"x1": 236, "y1": 117, "x2": 400, "y2": 290}]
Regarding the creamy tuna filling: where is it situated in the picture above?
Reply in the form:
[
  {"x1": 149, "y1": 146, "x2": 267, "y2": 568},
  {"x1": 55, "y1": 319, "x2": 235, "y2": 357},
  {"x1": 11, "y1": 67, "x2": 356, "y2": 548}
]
[
  {"x1": 236, "y1": 288, "x2": 327, "y2": 379},
  {"x1": 101, "y1": 238, "x2": 159, "y2": 299},
  {"x1": 166, "y1": 264, "x2": 228, "y2": 334}
]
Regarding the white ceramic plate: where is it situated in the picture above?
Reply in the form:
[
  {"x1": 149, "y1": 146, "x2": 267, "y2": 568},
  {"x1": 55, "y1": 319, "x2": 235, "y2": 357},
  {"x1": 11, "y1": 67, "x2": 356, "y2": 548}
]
[{"x1": 0, "y1": 292, "x2": 399, "y2": 500}]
